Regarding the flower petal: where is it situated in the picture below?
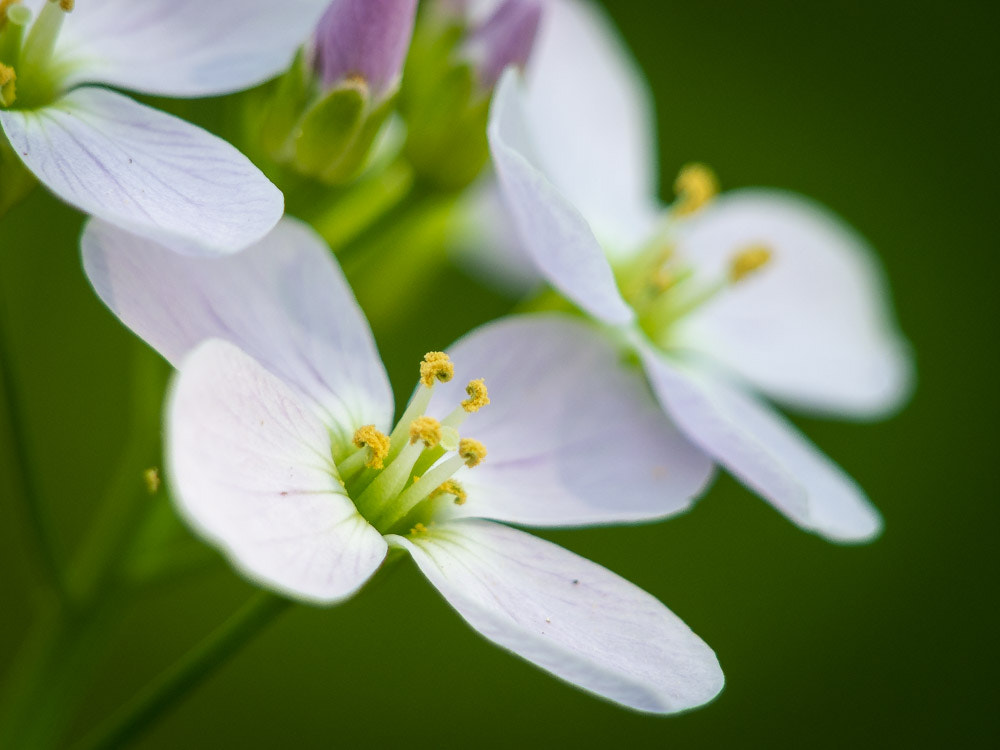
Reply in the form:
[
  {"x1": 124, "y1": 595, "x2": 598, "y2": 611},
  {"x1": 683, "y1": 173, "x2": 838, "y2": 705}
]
[
  {"x1": 168, "y1": 340, "x2": 388, "y2": 604},
  {"x1": 488, "y1": 70, "x2": 634, "y2": 324},
  {"x1": 522, "y1": 0, "x2": 660, "y2": 250},
  {"x1": 389, "y1": 520, "x2": 723, "y2": 713},
  {"x1": 0, "y1": 88, "x2": 282, "y2": 255},
  {"x1": 82, "y1": 216, "x2": 394, "y2": 442},
  {"x1": 671, "y1": 190, "x2": 913, "y2": 418},
  {"x1": 637, "y1": 344, "x2": 883, "y2": 543},
  {"x1": 53, "y1": 0, "x2": 329, "y2": 96},
  {"x1": 425, "y1": 315, "x2": 714, "y2": 527}
]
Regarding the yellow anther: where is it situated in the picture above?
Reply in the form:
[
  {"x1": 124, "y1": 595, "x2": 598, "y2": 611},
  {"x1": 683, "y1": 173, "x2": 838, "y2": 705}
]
[
  {"x1": 410, "y1": 522, "x2": 429, "y2": 536},
  {"x1": 419, "y1": 351, "x2": 454, "y2": 387},
  {"x1": 673, "y1": 163, "x2": 718, "y2": 216},
  {"x1": 0, "y1": 1, "x2": 21, "y2": 27},
  {"x1": 352, "y1": 425, "x2": 390, "y2": 469},
  {"x1": 431, "y1": 479, "x2": 468, "y2": 505},
  {"x1": 409, "y1": 416, "x2": 442, "y2": 448},
  {"x1": 729, "y1": 245, "x2": 773, "y2": 282},
  {"x1": 58, "y1": 0, "x2": 74, "y2": 11},
  {"x1": 143, "y1": 467, "x2": 161, "y2": 494},
  {"x1": 0, "y1": 65, "x2": 15, "y2": 108},
  {"x1": 461, "y1": 379, "x2": 490, "y2": 413},
  {"x1": 459, "y1": 438, "x2": 487, "y2": 468}
]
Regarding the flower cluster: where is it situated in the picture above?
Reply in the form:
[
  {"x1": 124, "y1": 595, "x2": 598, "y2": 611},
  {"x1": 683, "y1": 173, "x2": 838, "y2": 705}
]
[{"x1": 1, "y1": 0, "x2": 912, "y2": 724}]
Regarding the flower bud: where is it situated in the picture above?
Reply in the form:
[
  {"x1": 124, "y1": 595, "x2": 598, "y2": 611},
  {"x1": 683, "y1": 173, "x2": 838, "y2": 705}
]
[
  {"x1": 463, "y1": 0, "x2": 541, "y2": 89},
  {"x1": 313, "y1": 0, "x2": 418, "y2": 102}
]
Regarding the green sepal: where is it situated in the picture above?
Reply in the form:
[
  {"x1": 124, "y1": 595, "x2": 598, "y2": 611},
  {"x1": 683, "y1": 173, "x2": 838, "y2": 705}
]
[
  {"x1": 293, "y1": 80, "x2": 373, "y2": 184},
  {"x1": 254, "y1": 49, "x2": 314, "y2": 163}
]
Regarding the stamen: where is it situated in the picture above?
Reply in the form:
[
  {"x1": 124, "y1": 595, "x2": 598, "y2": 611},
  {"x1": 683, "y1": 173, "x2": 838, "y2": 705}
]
[
  {"x1": 19, "y1": 0, "x2": 70, "y2": 78},
  {"x1": 729, "y1": 245, "x2": 773, "y2": 282},
  {"x1": 409, "y1": 416, "x2": 442, "y2": 448},
  {"x1": 409, "y1": 522, "x2": 429, "y2": 537},
  {"x1": 419, "y1": 351, "x2": 454, "y2": 387},
  {"x1": 352, "y1": 424, "x2": 390, "y2": 469},
  {"x1": 461, "y1": 379, "x2": 490, "y2": 413},
  {"x1": 673, "y1": 163, "x2": 718, "y2": 217},
  {"x1": 431, "y1": 479, "x2": 467, "y2": 505},
  {"x1": 0, "y1": 64, "x2": 14, "y2": 107},
  {"x1": 459, "y1": 438, "x2": 487, "y2": 468}
]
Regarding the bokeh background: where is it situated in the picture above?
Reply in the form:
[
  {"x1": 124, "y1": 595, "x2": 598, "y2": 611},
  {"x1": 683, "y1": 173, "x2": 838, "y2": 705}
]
[{"x1": 1, "y1": 0, "x2": 996, "y2": 747}]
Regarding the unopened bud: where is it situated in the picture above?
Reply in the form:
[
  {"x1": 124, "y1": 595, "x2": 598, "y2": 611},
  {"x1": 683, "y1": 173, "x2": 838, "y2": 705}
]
[
  {"x1": 313, "y1": 0, "x2": 418, "y2": 102},
  {"x1": 463, "y1": 0, "x2": 542, "y2": 89}
]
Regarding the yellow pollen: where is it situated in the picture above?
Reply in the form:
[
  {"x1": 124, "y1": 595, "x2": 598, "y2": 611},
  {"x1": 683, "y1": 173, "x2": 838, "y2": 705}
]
[
  {"x1": 58, "y1": 0, "x2": 74, "y2": 11},
  {"x1": 419, "y1": 351, "x2": 454, "y2": 387},
  {"x1": 673, "y1": 163, "x2": 718, "y2": 216},
  {"x1": 461, "y1": 379, "x2": 490, "y2": 413},
  {"x1": 431, "y1": 479, "x2": 468, "y2": 505},
  {"x1": 410, "y1": 522, "x2": 429, "y2": 536},
  {"x1": 459, "y1": 438, "x2": 487, "y2": 468},
  {"x1": 352, "y1": 425, "x2": 390, "y2": 469},
  {"x1": 143, "y1": 467, "x2": 161, "y2": 494},
  {"x1": 729, "y1": 245, "x2": 773, "y2": 282},
  {"x1": 409, "y1": 416, "x2": 442, "y2": 448},
  {"x1": 0, "y1": 65, "x2": 15, "y2": 107}
]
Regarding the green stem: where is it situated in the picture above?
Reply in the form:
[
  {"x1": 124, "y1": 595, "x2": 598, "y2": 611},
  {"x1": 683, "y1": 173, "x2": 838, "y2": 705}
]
[
  {"x1": 0, "y1": 271, "x2": 70, "y2": 605},
  {"x1": 76, "y1": 592, "x2": 292, "y2": 750}
]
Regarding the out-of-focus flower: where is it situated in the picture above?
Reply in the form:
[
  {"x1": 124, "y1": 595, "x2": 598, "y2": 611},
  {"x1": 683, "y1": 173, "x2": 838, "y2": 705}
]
[
  {"x1": 487, "y1": 0, "x2": 914, "y2": 543},
  {"x1": 81, "y1": 216, "x2": 722, "y2": 714},
  {"x1": 0, "y1": 0, "x2": 330, "y2": 252}
]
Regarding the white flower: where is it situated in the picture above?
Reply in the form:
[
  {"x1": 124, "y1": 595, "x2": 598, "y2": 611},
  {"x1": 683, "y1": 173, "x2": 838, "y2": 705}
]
[
  {"x1": 0, "y1": 0, "x2": 330, "y2": 254},
  {"x1": 81, "y1": 216, "x2": 722, "y2": 713},
  {"x1": 486, "y1": 0, "x2": 914, "y2": 542}
]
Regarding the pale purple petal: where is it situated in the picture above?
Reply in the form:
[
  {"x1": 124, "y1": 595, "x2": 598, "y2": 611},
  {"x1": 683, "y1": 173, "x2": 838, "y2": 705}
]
[
  {"x1": 488, "y1": 70, "x2": 634, "y2": 324},
  {"x1": 0, "y1": 87, "x2": 282, "y2": 255},
  {"x1": 638, "y1": 344, "x2": 883, "y2": 543},
  {"x1": 53, "y1": 0, "x2": 330, "y2": 96},
  {"x1": 521, "y1": 0, "x2": 660, "y2": 251},
  {"x1": 82, "y1": 217, "x2": 394, "y2": 441},
  {"x1": 465, "y1": 0, "x2": 542, "y2": 89},
  {"x1": 425, "y1": 315, "x2": 714, "y2": 527},
  {"x1": 671, "y1": 190, "x2": 913, "y2": 418},
  {"x1": 168, "y1": 340, "x2": 388, "y2": 604},
  {"x1": 389, "y1": 520, "x2": 723, "y2": 713},
  {"x1": 313, "y1": 0, "x2": 417, "y2": 99}
]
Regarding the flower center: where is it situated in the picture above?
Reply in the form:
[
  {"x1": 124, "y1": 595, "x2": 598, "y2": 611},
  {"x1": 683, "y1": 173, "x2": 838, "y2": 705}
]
[
  {"x1": 335, "y1": 351, "x2": 489, "y2": 535},
  {"x1": 0, "y1": 0, "x2": 74, "y2": 110},
  {"x1": 615, "y1": 164, "x2": 774, "y2": 346}
]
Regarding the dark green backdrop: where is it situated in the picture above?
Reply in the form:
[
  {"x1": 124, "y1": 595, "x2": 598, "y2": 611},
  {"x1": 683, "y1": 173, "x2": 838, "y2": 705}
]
[{"x1": 1, "y1": 1, "x2": 996, "y2": 747}]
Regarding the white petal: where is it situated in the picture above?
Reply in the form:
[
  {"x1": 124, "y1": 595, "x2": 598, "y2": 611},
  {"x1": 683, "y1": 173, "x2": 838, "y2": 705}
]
[
  {"x1": 426, "y1": 315, "x2": 713, "y2": 527},
  {"x1": 671, "y1": 190, "x2": 913, "y2": 417},
  {"x1": 53, "y1": 0, "x2": 328, "y2": 96},
  {"x1": 0, "y1": 88, "x2": 282, "y2": 255},
  {"x1": 389, "y1": 520, "x2": 723, "y2": 713},
  {"x1": 168, "y1": 340, "x2": 388, "y2": 604},
  {"x1": 522, "y1": 0, "x2": 660, "y2": 251},
  {"x1": 82, "y1": 217, "x2": 393, "y2": 443},
  {"x1": 448, "y1": 175, "x2": 544, "y2": 294},
  {"x1": 638, "y1": 344, "x2": 883, "y2": 543},
  {"x1": 488, "y1": 71, "x2": 634, "y2": 324}
]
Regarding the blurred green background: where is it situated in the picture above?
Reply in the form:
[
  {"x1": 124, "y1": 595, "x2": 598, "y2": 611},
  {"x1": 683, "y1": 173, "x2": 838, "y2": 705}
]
[{"x1": 1, "y1": 0, "x2": 996, "y2": 747}]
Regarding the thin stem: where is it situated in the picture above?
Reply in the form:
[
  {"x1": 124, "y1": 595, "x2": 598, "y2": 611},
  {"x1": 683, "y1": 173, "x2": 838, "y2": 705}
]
[
  {"x1": 0, "y1": 279, "x2": 70, "y2": 605},
  {"x1": 76, "y1": 592, "x2": 292, "y2": 750}
]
